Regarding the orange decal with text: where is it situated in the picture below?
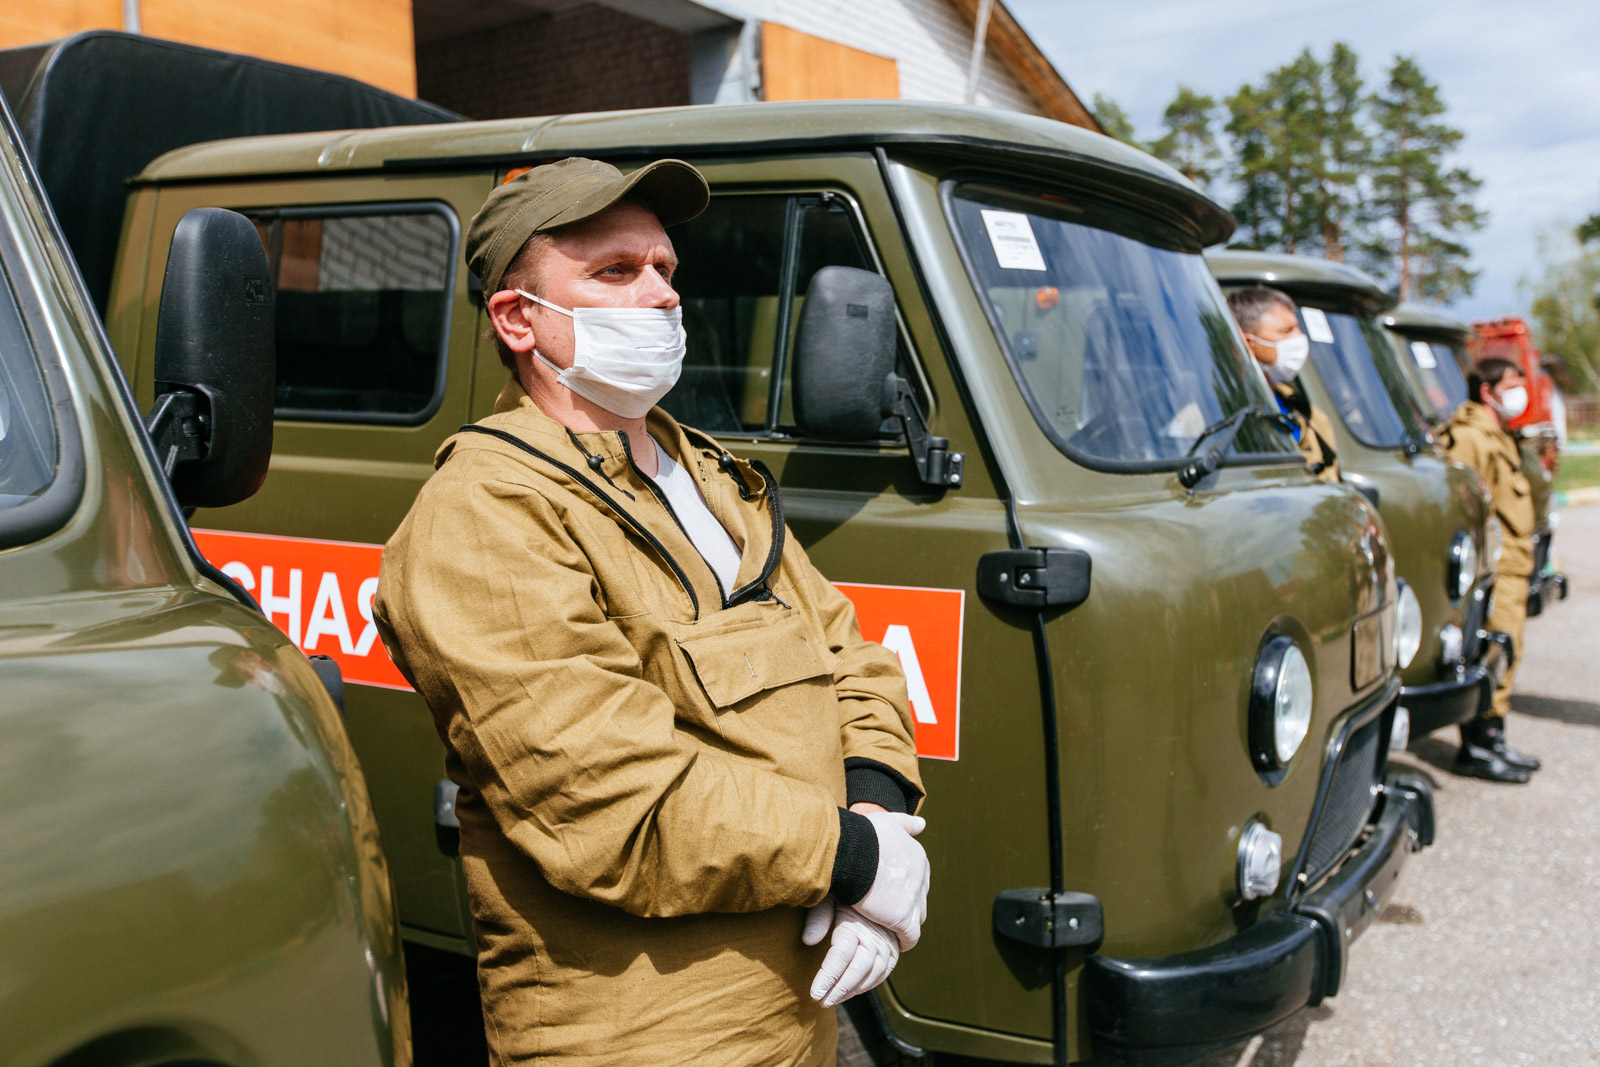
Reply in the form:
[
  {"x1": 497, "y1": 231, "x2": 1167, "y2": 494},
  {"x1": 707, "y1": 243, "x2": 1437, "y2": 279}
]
[
  {"x1": 193, "y1": 531, "x2": 966, "y2": 759},
  {"x1": 835, "y1": 583, "x2": 964, "y2": 761},
  {"x1": 193, "y1": 529, "x2": 409, "y2": 691}
]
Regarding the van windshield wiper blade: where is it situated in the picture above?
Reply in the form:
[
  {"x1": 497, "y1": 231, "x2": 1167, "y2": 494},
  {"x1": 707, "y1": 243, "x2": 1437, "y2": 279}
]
[{"x1": 1179, "y1": 406, "x2": 1273, "y2": 489}]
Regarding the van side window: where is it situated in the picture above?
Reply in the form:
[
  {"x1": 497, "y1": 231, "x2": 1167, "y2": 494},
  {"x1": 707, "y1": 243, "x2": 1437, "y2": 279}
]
[
  {"x1": 251, "y1": 206, "x2": 456, "y2": 423},
  {"x1": 0, "y1": 271, "x2": 58, "y2": 511},
  {"x1": 666, "y1": 192, "x2": 907, "y2": 438}
]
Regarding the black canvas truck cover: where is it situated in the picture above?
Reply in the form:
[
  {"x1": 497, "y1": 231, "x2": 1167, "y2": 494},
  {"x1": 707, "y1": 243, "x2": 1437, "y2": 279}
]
[{"x1": 0, "y1": 31, "x2": 460, "y2": 313}]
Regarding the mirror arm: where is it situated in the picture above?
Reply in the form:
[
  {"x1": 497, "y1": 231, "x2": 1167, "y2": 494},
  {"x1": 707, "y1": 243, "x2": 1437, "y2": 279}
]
[
  {"x1": 145, "y1": 389, "x2": 211, "y2": 479},
  {"x1": 884, "y1": 373, "x2": 964, "y2": 488}
]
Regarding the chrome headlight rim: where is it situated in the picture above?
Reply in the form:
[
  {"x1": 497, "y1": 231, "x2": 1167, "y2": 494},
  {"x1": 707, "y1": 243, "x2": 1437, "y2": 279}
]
[
  {"x1": 1448, "y1": 529, "x2": 1478, "y2": 601},
  {"x1": 1249, "y1": 635, "x2": 1314, "y2": 774},
  {"x1": 1395, "y1": 579, "x2": 1423, "y2": 669}
]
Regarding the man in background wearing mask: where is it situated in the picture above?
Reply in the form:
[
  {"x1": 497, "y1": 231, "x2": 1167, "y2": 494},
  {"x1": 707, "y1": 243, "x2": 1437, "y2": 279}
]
[
  {"x1": 1226, "y1": 285, "x2": 1340, "y2": 482},
  {"x1": 1440, "y1": 358, "x2": 1541, "y2": 783},
  {"x1": 374, "y1": 158, "x2": 928, "y2": 1064}
]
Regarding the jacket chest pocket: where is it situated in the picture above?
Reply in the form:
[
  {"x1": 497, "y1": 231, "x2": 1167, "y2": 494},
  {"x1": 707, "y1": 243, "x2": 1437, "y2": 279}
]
[
  {"x1": 674, "y1": 609, "x2": 845, "y2": 778},
  {"x1": 677, "y1": 611, "x2": 836, "y2": 707}
]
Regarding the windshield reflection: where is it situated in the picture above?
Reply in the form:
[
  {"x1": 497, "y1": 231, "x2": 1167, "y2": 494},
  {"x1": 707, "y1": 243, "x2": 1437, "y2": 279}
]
[
  {"x1": 950, "y1": 184, "x2": 1293, "y2": 468},
  {"x1": 1400, "y1": 338, "x2": 1469, "y2": 420},
  {"x1": 1303, "y1": 308, "x2": 1429, "y2": 450}
]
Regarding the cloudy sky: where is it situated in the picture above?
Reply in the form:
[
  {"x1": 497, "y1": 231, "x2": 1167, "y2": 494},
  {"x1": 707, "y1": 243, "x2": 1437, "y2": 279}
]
[{"x1": 1008, "y1": 0, "x2": 1600, "y2": 320}]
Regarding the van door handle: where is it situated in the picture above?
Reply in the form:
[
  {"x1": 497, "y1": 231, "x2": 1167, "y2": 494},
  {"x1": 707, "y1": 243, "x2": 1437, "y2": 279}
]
[{"x1": 977, "y1": 548, "x2": 1091, "y2": 610}]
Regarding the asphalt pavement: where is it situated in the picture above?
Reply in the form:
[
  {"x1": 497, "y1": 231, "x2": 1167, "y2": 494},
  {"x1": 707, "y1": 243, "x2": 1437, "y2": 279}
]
[{"x1": 1195, "y1": 504, "x2": 1600, "y2": 1066}]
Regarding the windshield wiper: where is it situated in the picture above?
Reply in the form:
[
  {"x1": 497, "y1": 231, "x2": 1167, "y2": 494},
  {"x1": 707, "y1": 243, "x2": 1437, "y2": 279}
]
[{"x1": 1179, "y1": 406, "x2": 1290, "y2": 489}]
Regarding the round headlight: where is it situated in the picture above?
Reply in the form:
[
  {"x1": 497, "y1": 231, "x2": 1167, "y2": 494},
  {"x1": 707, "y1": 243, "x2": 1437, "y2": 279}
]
[
  {"x1": 1395, "y1": 580, "x2": 1423, "y2": 669},
  {"x1": 1250, "y1": 636, "x2": 1314, "y2": 771},
  {"x1": 1237, "y1": 820, "x2": 1283, "y2": 901},
  {"x1": 1389, "y1": 706, "x2": 1412, "y2": 753},
  {"x1": 1449, "y1": 529, "x2": 1478, "y2": 600}
]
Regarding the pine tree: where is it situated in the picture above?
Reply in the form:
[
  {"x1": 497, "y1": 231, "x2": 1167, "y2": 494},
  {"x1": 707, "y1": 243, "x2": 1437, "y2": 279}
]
[
  {"x1": 1309, "y1": 43, "x2": 1370, "y2": 261},
  {"x1": 1225, "y1": 49, "x2": 1330, "y2": 253},
  {"x1": 1148, "y1": 85, "x2": 1222, "y2": 191},
  {"x1": 1091, "y1": 93, "x2": 1140, "y2": 148},
  {"x1": 1365, "y1": 56, "x2": 1485, "y2": 300}
]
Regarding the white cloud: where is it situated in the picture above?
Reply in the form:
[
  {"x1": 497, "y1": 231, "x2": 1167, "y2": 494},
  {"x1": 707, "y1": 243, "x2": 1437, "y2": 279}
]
[{"x1": 1009, "y1": 0, "x2": 1600, "y2": 320}]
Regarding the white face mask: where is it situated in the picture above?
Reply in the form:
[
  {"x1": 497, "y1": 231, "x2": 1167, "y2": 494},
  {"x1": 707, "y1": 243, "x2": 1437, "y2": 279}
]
[
  {"x1": 517, "y1": 289, "x2": 686, "y2": 419},
  {"x1": 1492, "y1": 384, "x2": 1529, "y2": 420},
  {"x1": 1248, "y1": 331, "x2": 1311, "y2": 384}
]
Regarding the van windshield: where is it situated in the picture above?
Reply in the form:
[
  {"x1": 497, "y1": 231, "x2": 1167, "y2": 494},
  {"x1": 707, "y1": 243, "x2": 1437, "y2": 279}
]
[
  {"x1": 0, "y1": 268, "x2": 59, "y2": 511},
  {"x1": 949, "y1": 183, "x2": 1293, "y2": 468},
  {"x1": 1302, "y1": 307, "x2": 1428, "y2": 449},
  {"x1": 1402, "y1": 338, "x2": 1469, "y2": 420}
]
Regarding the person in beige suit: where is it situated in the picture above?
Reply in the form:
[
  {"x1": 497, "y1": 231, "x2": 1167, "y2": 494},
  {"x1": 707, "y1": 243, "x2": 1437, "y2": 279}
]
[
  {"x1": 1227, "y1": 285, "x2": 1340, "y2": 482},
  {"x1": 374, "y1": 157, "x2": 928, "y2": 1065},
  {"x1": 1441, "y1": 357, "x2": 1541, "y2": 784}
]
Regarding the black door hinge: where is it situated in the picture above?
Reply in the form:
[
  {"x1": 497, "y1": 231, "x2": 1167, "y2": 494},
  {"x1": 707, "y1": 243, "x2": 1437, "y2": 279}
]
[
  {"x1": 977, "y1": 547, "x2": 1091, "y2": 609},
  {"x1": 994, "y1": 889, "x2": 1103, "y2": 950}
]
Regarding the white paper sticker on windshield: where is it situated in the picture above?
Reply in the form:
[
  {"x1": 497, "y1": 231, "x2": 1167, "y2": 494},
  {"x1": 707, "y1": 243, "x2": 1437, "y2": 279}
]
[
  {"x1": 1300, "y1": 306, "x2": 1336, "y2": 344},
  {"x1": 1409, "y1": 340, "x2": 1439, "y2": 369},
  {"x1": 980, "y1": 209, "x2": 1047, "y2": 271}
]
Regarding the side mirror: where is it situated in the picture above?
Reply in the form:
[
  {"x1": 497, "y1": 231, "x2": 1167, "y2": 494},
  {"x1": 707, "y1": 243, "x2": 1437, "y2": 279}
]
[
  {"x1": 792, "y1": 265, "x2": 964, "y2": 488},
  {"x1": 146, "y1": 207, "x2": 275, "y2": 510},
  {"x1": 793, "y1": 266, "x2": 897, "y2": 441}
]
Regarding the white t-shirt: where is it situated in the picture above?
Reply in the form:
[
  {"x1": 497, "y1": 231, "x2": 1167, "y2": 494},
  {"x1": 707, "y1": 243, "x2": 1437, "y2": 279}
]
[{"x1": 653, "y1": 440, "x2": 743, "y2": 599}]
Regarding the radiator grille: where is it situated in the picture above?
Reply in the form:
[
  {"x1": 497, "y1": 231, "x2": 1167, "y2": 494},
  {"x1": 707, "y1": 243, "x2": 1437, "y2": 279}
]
[{"x1": 1301, "y1": 712, "x2": 1386, "y2": 885}]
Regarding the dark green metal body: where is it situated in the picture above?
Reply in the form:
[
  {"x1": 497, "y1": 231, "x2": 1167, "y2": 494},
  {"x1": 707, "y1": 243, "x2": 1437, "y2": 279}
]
[
  {"x1": 105, "y1": 102, "x2": 1413, "y2": 1063},
  {"x1": 0, "y1": 103, "x2": 407, "y2": 1067},
  {"x1": 1209, "y1": 252, "x2": 1497, "y2": 731}
]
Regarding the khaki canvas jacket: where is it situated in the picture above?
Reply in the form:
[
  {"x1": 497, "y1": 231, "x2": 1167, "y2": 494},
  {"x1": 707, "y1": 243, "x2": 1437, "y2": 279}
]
[
  {"x1": 1442, "y1": 401, "x2": 1535, "y2": 578},
  {"x1": 374, "y1": 379, "x2": 921, "y2": 1065},
  {"x1": 1273, "y1": 379, "x2": 1340, "y2": 483}
]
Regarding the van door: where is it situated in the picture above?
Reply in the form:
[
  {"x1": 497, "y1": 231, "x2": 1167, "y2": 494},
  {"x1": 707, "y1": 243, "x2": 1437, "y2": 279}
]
[
  {"x1": 128, "y1": 172, "x2": 494, "y2": 947},
  {"x1": 546, "y1": 154, "x2": 1059, "y2": 1048}
]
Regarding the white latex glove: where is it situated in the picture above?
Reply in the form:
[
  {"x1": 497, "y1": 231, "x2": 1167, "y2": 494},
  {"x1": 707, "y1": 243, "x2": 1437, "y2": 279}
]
[
  {"x1": 801, "y1": 897, "x2": 900, "y2": 1007},
  {"x1": 852, "y1": 811, "x2": 930, "y2": 951}
]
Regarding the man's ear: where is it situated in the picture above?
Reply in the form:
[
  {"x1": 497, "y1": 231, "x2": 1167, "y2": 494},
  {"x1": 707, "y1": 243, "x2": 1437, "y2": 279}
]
[{"x1": 487, "y1": 289, "x2": 538, "y2": 354}]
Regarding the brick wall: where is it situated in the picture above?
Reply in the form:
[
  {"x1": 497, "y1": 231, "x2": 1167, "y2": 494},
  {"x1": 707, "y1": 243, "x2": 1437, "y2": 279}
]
[{"x1": 417, "y1": 3, "x2": 690, "y2": 120}]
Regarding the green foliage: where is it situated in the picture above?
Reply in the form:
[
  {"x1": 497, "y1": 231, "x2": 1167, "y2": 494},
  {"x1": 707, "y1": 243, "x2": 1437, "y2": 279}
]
[
  {"x1": 1092, "y1": 93, "x2": 1140, "y2": 147},
  {"x1": 1524, "y1": 227, "x2": 1600, "y2": 393},
  {"x1": 1148, "y1": 85, "x2": 1222, "y2": 191},
  {"x1": 1223, "y1": 44, "x2": 1373, "y2": 259},
  {"x1": 1364, "y1": 56, "x2": 1485, "y2": 301},
  {"x1": 1579, "y1": 213, "x2": 1600, "y2": 244}
]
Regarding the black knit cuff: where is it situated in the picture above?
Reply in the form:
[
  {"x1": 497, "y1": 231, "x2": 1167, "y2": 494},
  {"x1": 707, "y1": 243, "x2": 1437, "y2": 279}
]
[
  {"x1": 830, "y1": 808, "x2": 878, "y2": 905},
  {"x1": 844, "y1": 757, "x2": 923, "y2": 814}
]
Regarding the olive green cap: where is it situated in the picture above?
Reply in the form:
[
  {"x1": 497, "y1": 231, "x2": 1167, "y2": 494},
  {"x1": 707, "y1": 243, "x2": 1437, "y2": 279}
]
[{"x1": 466, "y1": 156, "x2": 709, "y2": 292}]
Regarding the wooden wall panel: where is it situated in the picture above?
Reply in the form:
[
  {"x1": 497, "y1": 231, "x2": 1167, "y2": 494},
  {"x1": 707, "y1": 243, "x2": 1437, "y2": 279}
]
[
  {"x1": 141, "y1": 0, "x2": 417, "y2": 95},
  {"x1": 0, "y1": 1, "x2": 123, "y2": 52},
  {"x1": 1, "y1": 0, "x2": 417, "y2": 97},
  {"x1": 761, "y1": 22, "x2": 898, "y2": 103}
]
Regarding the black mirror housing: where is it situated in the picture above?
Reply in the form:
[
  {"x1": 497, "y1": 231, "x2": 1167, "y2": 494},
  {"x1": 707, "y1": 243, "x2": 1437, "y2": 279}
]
[
  {"x1": 149, "y1": 207, "x2": 275, "y2": 510},
  {"x1": 793, "y1": 265, "x2": 897, "y2": 441}
]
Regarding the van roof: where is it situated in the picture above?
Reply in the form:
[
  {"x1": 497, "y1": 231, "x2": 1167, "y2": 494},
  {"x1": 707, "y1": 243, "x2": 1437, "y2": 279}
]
[
  {"x1": 1382, "y1": 302, "x2": 1473, "y2": 342},
  {"x1": 1206, "y1": 249, "x2": 1395, "y2": 315},
  {"x1": 135, "y1": 99, "x2": 1234, "y2": 247}
]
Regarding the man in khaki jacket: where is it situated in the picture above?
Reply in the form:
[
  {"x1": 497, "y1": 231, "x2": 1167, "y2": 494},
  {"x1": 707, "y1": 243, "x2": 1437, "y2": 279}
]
[
  {"x1": 374, "y1": 158, "x2": 927, "y2": 1065},
  {"x1": 1441, "y1": 357, "x2": 1541, "y2": 784},
  {"x1": 1226, "y1": 285, "x2": 1340, "y2": 482}
]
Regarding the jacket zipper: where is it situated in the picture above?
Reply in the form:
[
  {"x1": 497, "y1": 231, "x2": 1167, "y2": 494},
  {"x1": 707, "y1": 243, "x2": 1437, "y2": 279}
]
[
  {"x1": 456, "y1": 425, "x2": 702, "y2": 619},
  {"x1": 619, "y1": 432, "x2": 733, "y2": 611}
]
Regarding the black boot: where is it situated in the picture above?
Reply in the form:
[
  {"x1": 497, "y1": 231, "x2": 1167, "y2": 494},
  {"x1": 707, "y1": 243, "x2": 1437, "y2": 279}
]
[
  {"x1": 1452, "y1": 719, "x2": 1530, "y2": 784},
  {"x1": 1482, "y1": 717, "x2": 1541, "y2": 772}
]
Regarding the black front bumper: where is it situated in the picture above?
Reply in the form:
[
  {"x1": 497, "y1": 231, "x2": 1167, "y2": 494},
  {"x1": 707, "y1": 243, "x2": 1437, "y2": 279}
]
[
  {"x1": 1083, "y1": 774, "x2": 1433, "y2": 1061},
  {"x1": 1400, "y1": 631, "x2": 1510, "y2": 738}
]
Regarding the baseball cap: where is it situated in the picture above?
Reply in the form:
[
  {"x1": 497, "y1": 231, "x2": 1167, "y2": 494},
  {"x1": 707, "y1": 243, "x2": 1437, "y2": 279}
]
[{"x1": 465, "y1": 157, "x2": 709, "y2": 292}]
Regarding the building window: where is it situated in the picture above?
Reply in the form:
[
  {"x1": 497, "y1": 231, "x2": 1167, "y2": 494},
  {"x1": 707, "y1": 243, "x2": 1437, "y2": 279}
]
[{"x1": 252, "y1": 205, "x2": 457, "y2": 424}]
